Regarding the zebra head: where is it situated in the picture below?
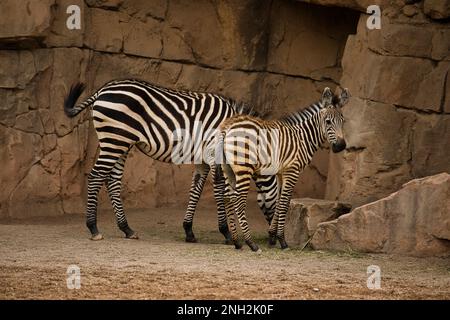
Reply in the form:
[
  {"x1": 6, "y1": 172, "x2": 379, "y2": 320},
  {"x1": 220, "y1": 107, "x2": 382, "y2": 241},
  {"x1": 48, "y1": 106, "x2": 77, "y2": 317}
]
[{"x1": 319, "y1": 87, "x2": 350, "y2": 153}]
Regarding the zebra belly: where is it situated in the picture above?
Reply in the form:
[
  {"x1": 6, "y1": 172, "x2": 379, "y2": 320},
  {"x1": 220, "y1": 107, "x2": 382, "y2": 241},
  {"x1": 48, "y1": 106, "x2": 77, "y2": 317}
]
[{"x1": 134, "y1": 132, "x2": 216, "y2": 165}]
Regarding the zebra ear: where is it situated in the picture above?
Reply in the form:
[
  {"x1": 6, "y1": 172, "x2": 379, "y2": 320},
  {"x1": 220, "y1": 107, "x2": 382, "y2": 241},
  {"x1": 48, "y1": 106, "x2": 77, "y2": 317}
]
[
  {"x1": 321, "y1": 87, "x2": 333, "y2": 105},
  {"x1": 338, "y1": 88, "x2": 350, "y2": 107}
]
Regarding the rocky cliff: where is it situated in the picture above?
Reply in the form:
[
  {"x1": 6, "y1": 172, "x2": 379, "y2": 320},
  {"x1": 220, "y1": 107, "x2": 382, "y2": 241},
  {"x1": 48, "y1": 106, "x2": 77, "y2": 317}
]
[
  {"x1": 322, "y1": 0, "x2": 450, "y2": 206},
  {"x1": 0, "y1": 0, "x2": 448, "y2": 218}
]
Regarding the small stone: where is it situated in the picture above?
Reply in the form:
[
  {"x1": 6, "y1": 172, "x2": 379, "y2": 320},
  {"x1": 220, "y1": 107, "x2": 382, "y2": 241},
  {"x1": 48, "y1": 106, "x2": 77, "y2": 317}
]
[
  {"x1": 285, "y1": 198, "x2": 351, "y2": 249},
  {"x1": 402, "y1": 5, "x2": 418, "y2": 17}
]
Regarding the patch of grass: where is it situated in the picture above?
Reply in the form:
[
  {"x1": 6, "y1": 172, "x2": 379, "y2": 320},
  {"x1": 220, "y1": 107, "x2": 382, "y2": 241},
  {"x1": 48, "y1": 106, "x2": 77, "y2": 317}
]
[
  {"x1": 171, "y1": 228, "x2": 368, "y2": 261},
  {"x1": 251, "y1": 232, "x2": 269, "y2": 242},
  {"x1": 327, "y1": 248, "x2": 367, "y2": 259}
]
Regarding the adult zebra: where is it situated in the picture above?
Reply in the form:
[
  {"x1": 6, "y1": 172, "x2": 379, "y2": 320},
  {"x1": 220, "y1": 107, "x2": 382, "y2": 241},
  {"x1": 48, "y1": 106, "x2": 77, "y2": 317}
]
[
  {"x1": 219, "y1": 87, "x2": 349, "y2": 252},
  {"x1": 63, "y1": 78, "x2": 278, "y2": 242}
]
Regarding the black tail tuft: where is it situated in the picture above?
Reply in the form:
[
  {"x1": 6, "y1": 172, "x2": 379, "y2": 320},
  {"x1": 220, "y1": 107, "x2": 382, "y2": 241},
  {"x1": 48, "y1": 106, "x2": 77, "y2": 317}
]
[{"x1": 64, "y1": 82, "x2": 86, "y2": 118}]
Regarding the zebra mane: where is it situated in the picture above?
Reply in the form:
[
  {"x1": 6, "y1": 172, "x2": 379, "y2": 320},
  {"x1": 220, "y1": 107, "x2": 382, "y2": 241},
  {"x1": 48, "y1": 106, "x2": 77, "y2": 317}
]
[
  {"x1": 280, "y1": 101, "x2": 324, "y2": 124},
  {"x1": 230, "y1": 99, "x2": 261, "y2": 118}
]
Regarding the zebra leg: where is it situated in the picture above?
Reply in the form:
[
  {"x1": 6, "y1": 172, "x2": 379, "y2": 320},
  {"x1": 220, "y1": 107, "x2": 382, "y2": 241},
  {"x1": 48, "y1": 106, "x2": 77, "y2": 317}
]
[
  {"x1": 222, "y1": 164, "x2": 241, "y2": 249},
  {"x1": 273, "y1": 172, "x2": 297, "y2": 249},
  {"x1": 267, "y1": 175, "x2": 283, "y2": 246},
  {"x1": 275, "y1": 193, "x2": 294, "y2": 249},
  {"x1": 183, "y1": 164, "x2": 209, "y2": 243},
  {"x1": 223, "y1": 188, "x2": 240, "y2": 248},
  {"x1": 234, "y1": 175, "x2": 260, "y2": 252},
  {"x1": 211, "y1": 165, "x2": 232, "y2": 244},
  {"x1": 106, "y1": 151, "x2": 138, "y2": 239},
  {"x1": 254, "y1": 174, "x2": 279, "y2": 226},
  {"x1": 86, "y1": 169, "x2": 105, "y2": 240},
  {"x1": 86, "y1": 149, "x2": 126, "y2": 240},
  {"x1": 268, "y1": 210, "x2": 279, "y2": 247}
]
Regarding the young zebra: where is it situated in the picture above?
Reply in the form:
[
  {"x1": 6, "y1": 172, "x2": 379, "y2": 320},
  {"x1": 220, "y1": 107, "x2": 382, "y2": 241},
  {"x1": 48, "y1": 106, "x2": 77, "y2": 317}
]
[
  {"x1": 63, "y1": 79, "x2": 278, "y2": 242},
  {"x1": 219, "y1": 87, "x2": 349, "y2": 252}
]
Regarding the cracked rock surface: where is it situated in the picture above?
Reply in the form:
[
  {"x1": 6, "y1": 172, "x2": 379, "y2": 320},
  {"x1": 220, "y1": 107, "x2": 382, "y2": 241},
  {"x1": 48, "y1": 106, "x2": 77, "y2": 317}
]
[
  {"x1": 0, "y1": 0, "x2": 449, "y2": 220},
  {"x1": 313, "y1": 173, "x2": 450, "y2": 257}
]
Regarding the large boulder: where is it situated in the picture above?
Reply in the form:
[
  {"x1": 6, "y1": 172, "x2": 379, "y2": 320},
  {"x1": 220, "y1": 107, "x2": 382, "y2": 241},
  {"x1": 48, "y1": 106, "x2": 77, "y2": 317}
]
[
  {"x1": 0, "y1": 50, "x2": 41, "y2": 89},
  {"x1": 366, "y1": 16, "x2": 450, "y2": 61},
  {"x1": 0, "y1": 0, "x2": 55, "y2": 47},
  {"x1": 342, "y1": 26, "x2": 446, "y2": 113},
  {"x1": 84, "y1": 8, "x2": 126, "y2": 53},
  {"x1": 285, "y1": 198, "x2": 351, "y2": 248},
  {"x1": 423, "y1": 0, "x2": 450, "y2": 20},
  {"x1": 313, "y1": 173, "x2": 450, "y2": 257},
  {"x1": 8, "y1": 163, "x2": 63, "y2": 218},
  {"x1": 0, "y1": 127, "x2": 43, "y2": 218}
]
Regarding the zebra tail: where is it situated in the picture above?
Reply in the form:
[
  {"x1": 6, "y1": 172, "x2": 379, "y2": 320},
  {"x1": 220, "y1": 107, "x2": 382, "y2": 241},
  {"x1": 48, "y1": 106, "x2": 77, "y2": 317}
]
[
  {"x1": 217, "y1": 130, "x2": 236, "y2": 190},
  {"x1": 64, "y1": 82, "x2": 95, "y2": 118}
]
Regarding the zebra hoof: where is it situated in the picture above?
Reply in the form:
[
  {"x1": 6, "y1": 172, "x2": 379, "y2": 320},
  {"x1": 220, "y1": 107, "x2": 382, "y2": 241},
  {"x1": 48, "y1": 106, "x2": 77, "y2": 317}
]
[
  {"x1": 234, "y1": 242, "x2": 243, "y2": 250},
  {"x1": 248, "y1": 242, "x2": 260, "y2": 252},
  {"x1": 281, "y1": 247, "x2": 290, "y2": 251},
  {"x1": 219, "y1": 226, "x2": 232, "y2": 244},
  {"x1": 185, "y1": 236, "x2": 197, "y2": 243},
  {"x1": 278, "y1": 237, "x2": 289, "y2": 249},
  {"x1": 126, "y1": 232, "x2": 139, "y2": 240},
  {"x1": 268, "y1": 238, "x2": 277, "y2": 247},
  {"x1": 90, "y1": 233, "x2": 104, "y2": 241}
]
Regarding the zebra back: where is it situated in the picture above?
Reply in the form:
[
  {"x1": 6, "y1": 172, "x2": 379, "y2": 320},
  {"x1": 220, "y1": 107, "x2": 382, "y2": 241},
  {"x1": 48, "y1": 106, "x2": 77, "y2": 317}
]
[{"x1": 64, "y1": 78, "x2": 260, "y2": 164}]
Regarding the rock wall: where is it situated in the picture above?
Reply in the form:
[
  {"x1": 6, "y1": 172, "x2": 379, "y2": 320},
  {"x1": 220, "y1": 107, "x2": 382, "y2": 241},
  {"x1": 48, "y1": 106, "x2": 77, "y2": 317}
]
[
  {"x1": 323, "y1": 0, "x2": 450, "y2": 207},
  {"x1": 0, "y1": 0, "x2": 359, "y2": 218},
  {"x1": 1, "y1": 0, "x2": 448, "y2": 219}
]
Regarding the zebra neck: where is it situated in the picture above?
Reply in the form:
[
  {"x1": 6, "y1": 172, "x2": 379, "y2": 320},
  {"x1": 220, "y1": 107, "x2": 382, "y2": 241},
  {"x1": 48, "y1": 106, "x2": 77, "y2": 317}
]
[
  {"x1": 280, "y1": 102, "x2": 324, "y2": 125},
  {"x1": 291, "y1": 112, "x2": 326, "y2": 159}
]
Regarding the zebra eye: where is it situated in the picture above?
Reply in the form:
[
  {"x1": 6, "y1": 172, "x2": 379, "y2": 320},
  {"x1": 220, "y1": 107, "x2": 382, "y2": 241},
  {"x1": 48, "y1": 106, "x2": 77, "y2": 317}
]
[{"x1": 325, "y1": 119, "x2": 332, "y2": 125}]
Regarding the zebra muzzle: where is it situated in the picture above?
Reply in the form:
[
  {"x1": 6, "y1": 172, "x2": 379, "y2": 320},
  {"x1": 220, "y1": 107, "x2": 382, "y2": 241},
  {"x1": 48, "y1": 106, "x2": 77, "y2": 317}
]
[{"x1": 332, "y1": 139, "x2": 346, "y2": 153}]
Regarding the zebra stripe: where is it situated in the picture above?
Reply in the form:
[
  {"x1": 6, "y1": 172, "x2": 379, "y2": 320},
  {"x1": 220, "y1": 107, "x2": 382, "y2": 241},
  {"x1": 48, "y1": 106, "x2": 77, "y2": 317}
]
[
  {"x1": 64, "y1": 79, "x2": 278, "y2": 241},
  {"x1": 220, "y1": 87, "x2": 349, "y2": 252}
]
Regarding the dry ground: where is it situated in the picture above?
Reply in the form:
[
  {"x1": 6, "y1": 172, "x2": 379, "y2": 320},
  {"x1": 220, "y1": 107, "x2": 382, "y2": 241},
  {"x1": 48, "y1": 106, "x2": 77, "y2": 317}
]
[{"x1": 1, "y1": 203, "x2": 449, "y2": 300}]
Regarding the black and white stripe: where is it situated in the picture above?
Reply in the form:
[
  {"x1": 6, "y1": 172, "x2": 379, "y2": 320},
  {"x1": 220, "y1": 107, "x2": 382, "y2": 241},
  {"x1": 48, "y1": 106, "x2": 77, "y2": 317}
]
[
  {"x1": 64, "y1": 79, "x2": 278, "y2": 241},
  {"x1": 219, "y1": 87, "x2": 349, "y2": 252}
]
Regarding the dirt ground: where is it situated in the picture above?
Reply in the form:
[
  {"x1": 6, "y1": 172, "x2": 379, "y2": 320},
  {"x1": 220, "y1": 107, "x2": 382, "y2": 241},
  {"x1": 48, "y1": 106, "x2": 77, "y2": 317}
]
[{"x1": 1, "y1": 203, "x2": 449, "y2": 300}]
